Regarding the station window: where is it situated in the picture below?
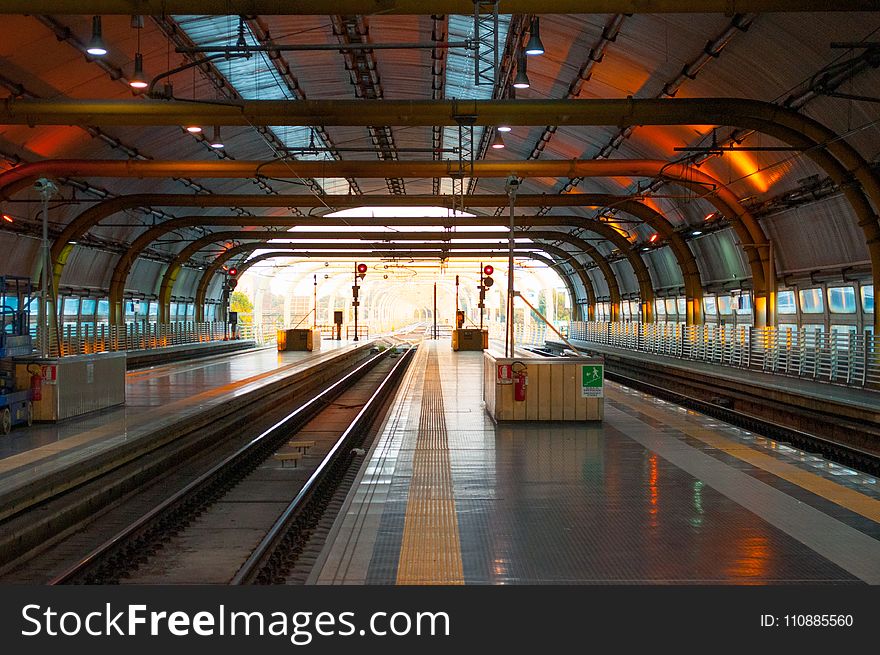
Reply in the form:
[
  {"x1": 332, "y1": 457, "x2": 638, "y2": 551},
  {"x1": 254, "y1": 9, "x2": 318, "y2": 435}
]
[
  {"x1": 778, "y1": 323, "x2": 798, "y2": 333},
  {"x1": 629, "y1": 300, "x2": 640, "y2": 318},
  {"x1": 81, "y1": 298, "x2": 97, "y2": 316},
  {"x1": 676, "y1": 297, "x2": 686, "y2": 316},
  {"x1": 827, "y1": 286, "x2": 856, "y2": 313},
  {"x1": 831, "y1": 324, "x2": 856, "y2": 336},
  {"x1": 655, "y1": 298, "x2": 666, "y2": 315},
  {"x1": 798, "y1": 288, "x2": 824, "y2": 314},
  {"x1": 621, "y1": 302, "x2": 631, "y2": 319},
  {"x1": 777, "y1": 290, "x2": 796, "y2": 314},
  {"x1": 703, "y1": 296, "x2": 717, "y2": 316},
  {"x1": 861, "y1": 285, "x2": 874, "y2": 313},
  {"x1": 803, "y1": 323, "x2": 825, "y2": 335},
  {"x1": 62, "y1": 297, "x2": 79, "y2": 315},
  {"x1": 665, "y1": 298, "x2": 677, "y2": 315},
  {"x1": 170, "y1": 302, "x2": 178, "y2": 320},
  {"x1": 734, "y1": 293, "x2": 752, "y2": 315},
  {"x1": 148, "y1": 301, "x2": 158, "y2": 319},
  {"x1": 186, "y1": 303, "x2": 194, "y2": 318},
  {"x1": 717, "y1": 295, "x2": 733, "y2": 315},
  {"x1": 97, "y1": 300, "x2": 109, "y2": 319}
]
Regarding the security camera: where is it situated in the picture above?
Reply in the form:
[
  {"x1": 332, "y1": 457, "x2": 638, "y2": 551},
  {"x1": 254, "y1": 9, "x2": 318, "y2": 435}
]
[
  {"x1": 34, "y1": 177, "x2": 58, "y2": 196},
  {"x1": 504, "y1": 175, "x2": 521, "y2": 194}
]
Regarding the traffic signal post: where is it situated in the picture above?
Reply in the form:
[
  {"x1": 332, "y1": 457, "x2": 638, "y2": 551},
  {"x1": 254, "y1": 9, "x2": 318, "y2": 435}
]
[{"x1": 353, "y1": 262, "x2": 367, "y2": 341}]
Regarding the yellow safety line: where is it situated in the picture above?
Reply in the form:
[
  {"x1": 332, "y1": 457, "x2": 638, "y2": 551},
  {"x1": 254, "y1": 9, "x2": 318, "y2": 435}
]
[
  {"x1": 609, "y1": 386, "x2": 880, "y2": 524},
  {"x1": 396, "y1": 350, "x2": 464, "y2": 585}
]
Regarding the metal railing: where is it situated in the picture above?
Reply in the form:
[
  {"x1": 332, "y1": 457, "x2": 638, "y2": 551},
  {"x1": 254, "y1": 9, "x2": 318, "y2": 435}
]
[
  {"x1": 487, "y1": 322, "x2": 569, "y2": 349},
  {"x1": 568, "y1": 321, "x2": 880, "y2": 390},
  {"x1": 47, "y1": 321, "x2": 230, "y2": 356}
]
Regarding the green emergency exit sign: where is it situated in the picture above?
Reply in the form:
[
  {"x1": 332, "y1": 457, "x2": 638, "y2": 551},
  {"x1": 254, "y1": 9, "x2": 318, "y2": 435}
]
[{"x1": 581, "y1": 364, "x2": 604, "y2": 398}]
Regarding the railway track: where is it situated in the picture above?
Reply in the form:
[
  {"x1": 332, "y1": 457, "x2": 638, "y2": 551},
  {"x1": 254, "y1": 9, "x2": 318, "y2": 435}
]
[{"x1": 46, "y1": 343, "x2": 415, "y2": 584}]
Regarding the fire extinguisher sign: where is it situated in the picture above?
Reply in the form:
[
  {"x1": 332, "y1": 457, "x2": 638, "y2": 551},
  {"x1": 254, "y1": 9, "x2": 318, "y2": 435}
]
[
  {"x1": 497, "y1": 364, "x2": 513, "y2": 384},
  {"x1": 581, "y1": 364, "x2": 604, "y2": 398},
  {"x1": 41, "y1": 365, "x2": 57, "y2": 384}
]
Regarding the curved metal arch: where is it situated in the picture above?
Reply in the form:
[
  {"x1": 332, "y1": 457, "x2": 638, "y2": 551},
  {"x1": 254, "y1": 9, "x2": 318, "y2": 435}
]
[
  {"x1": 228, "y1": 250, "x2": 586, "y2": 323},
  {"x1": 190, "y1": 243, "x2": 597, "y2": 323},
  {"x1": 53, "y1": 193, "x2": 686, "y2": 294},
  {"x1": 107, "y1": 214, "x2": 655, "y2": 324},
  {"x1": 156, "y1": 228, "x2": 623, "y2": 325},
  {"x1": 28, "y1": 159, "x2": 761, "y2": 318}
]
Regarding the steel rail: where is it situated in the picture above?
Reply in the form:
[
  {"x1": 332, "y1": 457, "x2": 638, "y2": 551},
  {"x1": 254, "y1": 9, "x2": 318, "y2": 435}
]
[
  {"x1": 49, "y1": 342, "x2": 391, "y2": 584},
  {"x1": 232, "y1": 344, "x2": 416, "y2": 584}
]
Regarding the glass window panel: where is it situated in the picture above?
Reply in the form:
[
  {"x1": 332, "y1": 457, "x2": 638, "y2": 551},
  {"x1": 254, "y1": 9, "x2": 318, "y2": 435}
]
[
  {"x1": 799, "y1": 288, "x2": 824, "y2": 313},
  {"x1": 777, "y1": 290, "x2": 796, "y2": 314},
  {"x1": 97, "y1": 300, "x2": 109, "y2": 318},
  {"x1": 827, "y1": 286, "x2": 856, "y2": 313},
  {"x1": 621, "y1": 302, "x2": 630, "y2": 318},
  {"x1": 186, "y1": 303, "x2": 194, "y2": 317},
  {"x1": 170, "y1": 302, "x2": 178, "y2": 319},
  {"x1": 664, "y1": 299, "x2": 677, "y2": 315},
  {"x1": 655, "y1": 299, "x2": 666, "y2": 315},
  {"x1": 778, "y1": 323, "x2": 798, "y2": 333},
  {"x1": 629, "y1": 300, "x2": 640, "y2": 317},
  {"x1": 735, "y1": 293, "x2": 752, "y2": 315},
  {"x1": 81, "y1": 299, "x2": 96, "y2": 315},
  {"x1": 148, "y1": 301, "x2": 158, "y2": 318},
  {"x1": 703, "y1": 296, "x2": 717, "y2": 315},
  {"x1": 676, "y1": 297, "x2": 686, "y2": 315},
  {"x1": 803, "y1": 323, "x2": 825, "y2": 334},
  {"x1": 62, "y1": 297, "x2": 79, "y2": 315},
  {"x1": 831, "y1": 324, "x2": 856, "y2": 335},
  {"x1": 860, "y1": 285, "x2": 873, "y2": 313},
  {"x1": 717, "y1": 295, "x2": 733, "y2": 315}
]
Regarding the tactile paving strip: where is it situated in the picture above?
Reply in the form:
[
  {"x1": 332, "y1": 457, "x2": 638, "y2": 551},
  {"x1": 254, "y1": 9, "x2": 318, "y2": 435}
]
[{"x1": 395, "y1": 351, "x2": 464, "y2": 585}]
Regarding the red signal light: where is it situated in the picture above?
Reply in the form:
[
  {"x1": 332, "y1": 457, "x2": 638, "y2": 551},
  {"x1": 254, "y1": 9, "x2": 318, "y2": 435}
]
[
  {"x1": 228, "y1": 267, "x2": 238, "y2": 276},
  {"x1": 2, "y1": 214, "x2": 13, "y2": 223},
  {"x1": 357, "y1": 263, "x2": 368, "y2": 274},
  {"x1": 483, "y1": 264, "x2": 494, "y2": 276}
]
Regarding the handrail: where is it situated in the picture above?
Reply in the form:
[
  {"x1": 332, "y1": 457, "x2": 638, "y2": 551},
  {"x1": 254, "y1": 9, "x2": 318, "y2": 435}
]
[{"x1": 567, "y1": 321, "x2": 879, "y2": 391}]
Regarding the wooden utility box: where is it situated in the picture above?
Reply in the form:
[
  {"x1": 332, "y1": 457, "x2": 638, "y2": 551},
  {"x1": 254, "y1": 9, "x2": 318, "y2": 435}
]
[
  {"x1": 452, "y1": 328, "x2": 488, "y2": 351},
  {"x1": 277, "y1": 328, "x2": 322, "y2": 351},
  {"x1": 483, "y1": 352, "x2": 604, "y2": 422}
]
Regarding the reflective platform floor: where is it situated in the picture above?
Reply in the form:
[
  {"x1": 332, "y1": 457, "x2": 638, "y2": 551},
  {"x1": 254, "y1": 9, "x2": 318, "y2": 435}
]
[
  {"x1": 314, "y1": 341, "x2": 880, "y2": 585},
  {"x1": 0, "y1": 342, "x2": 358, "y2": 500}
]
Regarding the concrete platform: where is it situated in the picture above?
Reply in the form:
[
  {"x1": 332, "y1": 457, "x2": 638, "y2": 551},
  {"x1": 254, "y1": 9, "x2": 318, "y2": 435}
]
[
  {"x1": 313, "y1": 340, "x2": 880, "y2": 585},
  {"x1": 0, "y1": 341, "x2": 363, "y2": 517}
]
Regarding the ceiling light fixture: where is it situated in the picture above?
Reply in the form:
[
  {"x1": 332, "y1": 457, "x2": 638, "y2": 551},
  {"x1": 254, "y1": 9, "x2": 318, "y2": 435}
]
[
  {"x1": 186, "y1": 125, "x2": 203, "y2": 133},
  {"x1": 497, "y1": 125, "x2": 512, "y2": 133},
  {"x1": 86, "y1": 16, "x2": 108, "y2": 56},
  {"x1": 524, "y1": 17, "x2": 545, "y2": 56},
  {"x1": 491, "y1": 131, "x2": 506, "y2": 149},
  {"x1": 129, "y1": 52, "x2": 148, "y2": 89},
  {"x1": 209, "y1": 126, "x2": 224, "y2": 148},
  {"x1": 691, "y1": 230, "x2": 703, "y2": 236},
  {"x1": 512, "y1": 51, "x2": 530, "y2": 89}
]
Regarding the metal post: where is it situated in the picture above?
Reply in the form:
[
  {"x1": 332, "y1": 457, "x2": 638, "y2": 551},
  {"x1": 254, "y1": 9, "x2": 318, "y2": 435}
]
[
  {"x1": 36, "y1": 178, "x2": 58, "y2": 358},
  {"x1": 353, "y1": 264, "x2": 359, "y2": 342},
  {"x1": 433, "y1": 282, "x2": 437, "y2": 339},
  {"x1": 313, "y1": 274, "x2": 317, "y2": 330},
  {"x1": 506, "y1": 181, "x2": 516, "y2": 357},
  {"x1": 479, "y1": 261, "x2": 484, "y2": 331}
]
